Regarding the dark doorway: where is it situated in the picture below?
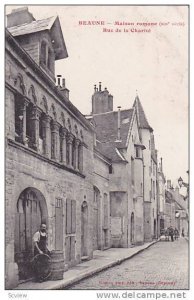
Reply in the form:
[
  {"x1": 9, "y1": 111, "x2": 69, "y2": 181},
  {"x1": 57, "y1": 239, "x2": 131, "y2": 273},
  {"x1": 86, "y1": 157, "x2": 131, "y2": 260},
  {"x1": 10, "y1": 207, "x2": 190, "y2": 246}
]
[{"x1": 14, "y1": 188, "x2": 48, "y2": 280}]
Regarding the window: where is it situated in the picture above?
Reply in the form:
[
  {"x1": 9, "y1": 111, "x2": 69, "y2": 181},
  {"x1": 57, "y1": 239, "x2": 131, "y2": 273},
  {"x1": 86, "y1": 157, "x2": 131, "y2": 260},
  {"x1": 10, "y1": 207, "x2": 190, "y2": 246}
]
[
  {"x1": 14, "y1": 96, "x2": 23, "y2": 142},
  {"x1": 109, "y1": 165, "x2": 113, "y2": 174},
  {"x1": 131, "y1": 157, "x2": 135, "y2": 185},
  {"x1": 26, "y1": 102, "x2": 34, "y2": 149},
  {"x1": 135, "y1": 146, "x2": 141, "y2": 158},
  {"x1": 153, "y1": 180, "x2": 155, "y2": 200},
  {"x1": 66, "y1": 199, "x2": 76, "y2": 234},
  {"x1": 47, "y1": 48, "x2": 52, "y2": 70},
  {"x1": 55, "y1": 198, "x2": 63, "y2": 250},
  {"x1": 40, "y1": 41, "x2": 47, "y2": 65}
]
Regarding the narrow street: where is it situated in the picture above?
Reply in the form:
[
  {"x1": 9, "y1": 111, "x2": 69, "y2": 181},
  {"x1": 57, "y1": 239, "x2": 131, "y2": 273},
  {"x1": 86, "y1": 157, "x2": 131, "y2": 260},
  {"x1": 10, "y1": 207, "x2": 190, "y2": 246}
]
[{"x1": 67, "y1": 238, "x2": 188, "y2": 290}]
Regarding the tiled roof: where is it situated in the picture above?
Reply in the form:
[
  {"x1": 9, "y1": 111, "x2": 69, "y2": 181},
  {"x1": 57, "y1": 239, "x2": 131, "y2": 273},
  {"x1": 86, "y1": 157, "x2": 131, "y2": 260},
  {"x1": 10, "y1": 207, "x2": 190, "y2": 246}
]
[
  {"x1": 133, "y1": 96, "x2": 153, "y2": 131},
  {"x1": 7, "y1": 16, "x2": 56, "y2": 36},
  {"x1": 92, "y1": 109, "x2": 134, "y2": 161}
]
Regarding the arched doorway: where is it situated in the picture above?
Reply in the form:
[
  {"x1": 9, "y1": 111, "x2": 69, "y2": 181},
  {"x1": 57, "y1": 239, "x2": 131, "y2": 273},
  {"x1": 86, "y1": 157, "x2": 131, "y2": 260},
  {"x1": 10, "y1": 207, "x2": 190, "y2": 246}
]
[
  {"x1": 14, "y1": 187, "x2": 48, "y2": 280},
  {"x1": 81, "y1": 201, "x2": 88, "y2": 257},
  {"x1": 93, "y1": 187, "x2": 100, "y2": 250},
  {"x1": 130, "y1": 212, "x2": 135, "y2": 245}
]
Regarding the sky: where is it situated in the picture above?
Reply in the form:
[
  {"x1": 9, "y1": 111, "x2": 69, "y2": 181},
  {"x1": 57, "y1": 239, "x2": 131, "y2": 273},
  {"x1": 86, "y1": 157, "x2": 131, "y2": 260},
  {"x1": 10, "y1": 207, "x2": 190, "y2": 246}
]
[{"x1": 5, "y1": 5, "x2": 189, "y2": 187}]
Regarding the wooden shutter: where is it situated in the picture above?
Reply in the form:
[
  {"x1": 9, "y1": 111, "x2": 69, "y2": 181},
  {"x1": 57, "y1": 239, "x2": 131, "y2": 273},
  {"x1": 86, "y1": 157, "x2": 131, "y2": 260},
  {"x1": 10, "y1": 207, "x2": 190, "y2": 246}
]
[
  {"x1": 65, "y1": 236, "x2": 71, "y2": 262},
  {"x1": 66, "y1": 199, "x2": 72, "y2": 234},
  {"x1": 55, "y1": 199, "x2": 63, "y2": 250},
  {"x1": 71, "y1": 200, "x2": 76, "y2": 234},
  {"x1": 70, "y1": 236, "x2": 75, "y2": 261}
]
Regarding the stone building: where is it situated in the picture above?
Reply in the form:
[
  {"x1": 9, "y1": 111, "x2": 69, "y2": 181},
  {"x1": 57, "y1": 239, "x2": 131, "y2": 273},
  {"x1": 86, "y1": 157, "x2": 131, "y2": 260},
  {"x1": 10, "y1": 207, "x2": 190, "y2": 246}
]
[
  {"x1": 5, "y1": 7, "x2": 97, "y2": 288},
  {"x1": 157, "y1": 158, "x2": 166, "y2": 234},
  {"x1": 133, "y1": 96, "x2": 158, "y2": 241},
  {"x1": 88, "y1": 85, "x2": 145, "y2": 248},
  {"x1": 168, "y1": 186, "x2": 189, "y2": 236}
]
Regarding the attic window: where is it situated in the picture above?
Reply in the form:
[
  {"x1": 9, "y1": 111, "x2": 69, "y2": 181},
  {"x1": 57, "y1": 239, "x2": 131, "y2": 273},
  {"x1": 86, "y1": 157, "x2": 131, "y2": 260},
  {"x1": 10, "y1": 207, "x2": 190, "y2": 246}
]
[
  {"x1": 48, "y1": 47, "x2": 53, "y2": 70},
  {"x1": 135, "y1": 146, "x2": 141, "y2": 158},
  {"x1": 40, "y1": 41, "x2": 47, "y2": 65},
  {"x1": 109, "y1": 165, "x2": 113, "y2": 174}
]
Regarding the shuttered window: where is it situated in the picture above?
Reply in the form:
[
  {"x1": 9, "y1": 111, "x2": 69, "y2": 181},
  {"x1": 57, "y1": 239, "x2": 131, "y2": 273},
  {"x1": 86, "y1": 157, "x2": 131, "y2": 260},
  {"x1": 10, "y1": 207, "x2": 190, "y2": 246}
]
[{"x1": 66, "y1": 199, "x2": 76, "y2": 234}]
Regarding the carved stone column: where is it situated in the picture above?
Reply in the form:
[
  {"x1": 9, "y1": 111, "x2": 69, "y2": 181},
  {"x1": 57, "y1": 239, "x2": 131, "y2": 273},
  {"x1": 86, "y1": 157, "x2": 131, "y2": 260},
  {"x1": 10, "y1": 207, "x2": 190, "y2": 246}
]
[
  {"x1": 30, "y1": 106, "x2": 42, "y2": 150},
  {"x1": 60, "y1": 127, "x2": 68, "y2": 164},
  {"x1": 74, "y1": 138, "x2": 80, "y2": 171},
  {"x1": 16, "y1": 97, "x2": 29, "y2": 145},
  {"x1": 51, "y1": 120, "x2": 60, "y2": 161},
  {"x1": 42, "y1": 114, "x2": 52, "y2": 158},
  {"x1": 78, "y1": 142, "x2": 84, "y2": 173},
  {"x1": 67, "y1": 133, "x2": 74, "y2": 168}
]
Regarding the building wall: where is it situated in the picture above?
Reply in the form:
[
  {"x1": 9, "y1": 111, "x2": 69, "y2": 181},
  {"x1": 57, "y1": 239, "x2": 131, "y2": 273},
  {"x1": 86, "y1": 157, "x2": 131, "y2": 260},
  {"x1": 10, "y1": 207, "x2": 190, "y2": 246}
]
[
  {"x1": 140, "y1": 129, "x2": 158, "y2": 241},
  {"x1": 93, "y1": 153, "x2": 111, "y2": 250},
  {"x1": 5, "y1": 33, "x2": 95, "y2": 288}
]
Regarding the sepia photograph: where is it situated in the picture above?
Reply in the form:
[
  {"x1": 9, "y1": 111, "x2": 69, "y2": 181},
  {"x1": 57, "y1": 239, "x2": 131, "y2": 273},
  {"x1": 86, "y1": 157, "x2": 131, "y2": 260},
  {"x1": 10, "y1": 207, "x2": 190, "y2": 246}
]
[{"x1": 4, "y1": 3, "x2": 189, "y2": 295}]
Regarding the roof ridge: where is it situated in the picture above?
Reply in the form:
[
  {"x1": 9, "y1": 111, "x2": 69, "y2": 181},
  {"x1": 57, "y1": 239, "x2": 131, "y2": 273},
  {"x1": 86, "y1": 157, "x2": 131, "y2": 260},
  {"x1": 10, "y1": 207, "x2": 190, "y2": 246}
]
[
  {"x1": 133, "y1": 96, "x2": 152, "y2": 131},
  {"x1": 7, "y1": 15, "x2": 56, "y2": 30}
]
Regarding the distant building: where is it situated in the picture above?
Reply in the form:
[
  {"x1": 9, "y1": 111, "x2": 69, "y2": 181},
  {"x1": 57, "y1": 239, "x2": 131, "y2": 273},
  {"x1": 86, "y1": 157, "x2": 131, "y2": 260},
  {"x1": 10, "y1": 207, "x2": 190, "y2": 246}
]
[
  {"x1": 88, "y1": 84, "x2": 145, "y2": 247},
  {"x1": 157, "y1": 158, "x2": 166, "y2": 234}
]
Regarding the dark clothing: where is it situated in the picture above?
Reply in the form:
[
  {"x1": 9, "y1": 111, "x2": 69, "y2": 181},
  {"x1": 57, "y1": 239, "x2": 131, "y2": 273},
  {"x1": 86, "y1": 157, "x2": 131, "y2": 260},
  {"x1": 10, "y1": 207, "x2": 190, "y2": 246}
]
[
  {"x1": 168, "y1": 227, "x2": 174, "y2": 242},
  {"x1": 34, "y1": 231, "x2": 48, "y2": 256}
]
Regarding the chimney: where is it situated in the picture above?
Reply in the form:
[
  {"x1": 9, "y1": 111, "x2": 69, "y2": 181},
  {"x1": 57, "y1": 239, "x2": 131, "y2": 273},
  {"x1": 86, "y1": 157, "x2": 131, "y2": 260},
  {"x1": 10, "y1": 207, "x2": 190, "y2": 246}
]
[
  {"x1": 167, "y1": 180, "x2": 171, "y2": 190},
  {"x1": 92, "y1": 83, "x2": 113, "y2": 114},
  {"x1": 116, "y1": 106, "x2": 121, "y2": 141},
  {"x1": 56, "y1": 75, "x2": 62, "y2": 87},
  {"x1": 7, "y1": 7, "x2": 35, "y2": 28},
  {"x1": 60, "y1": 77, "x2": 69, "y2": 100},
  {"x1": 160, "y1": 157, "x2": 163, "y2": 172},
  {"x1": 62, "y1": 78, "x2": 66, "y2": 88}
]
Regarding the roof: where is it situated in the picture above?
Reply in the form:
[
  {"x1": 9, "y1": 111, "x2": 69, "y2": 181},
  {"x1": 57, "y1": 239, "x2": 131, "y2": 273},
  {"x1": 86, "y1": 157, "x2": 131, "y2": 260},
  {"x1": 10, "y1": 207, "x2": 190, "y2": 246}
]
[
  {"x1": 7, "y1": 16, "x2": 68, "y2": 60},
  {"x1": 7, "y1": 16, "x2": 56, "y2": 36},
  {"x1": 133, "y1": 96, "x2": 153, "y2": 131},
  {"x1": 92, "y1": 109, "x2": 134, "y2": 161}
]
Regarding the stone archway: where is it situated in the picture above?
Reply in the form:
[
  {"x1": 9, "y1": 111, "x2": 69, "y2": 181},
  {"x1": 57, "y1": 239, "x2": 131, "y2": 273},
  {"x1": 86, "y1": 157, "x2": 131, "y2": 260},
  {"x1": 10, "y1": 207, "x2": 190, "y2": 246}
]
[{"x1": 14, "y1": 187, "x2": 48, "y2": 280}]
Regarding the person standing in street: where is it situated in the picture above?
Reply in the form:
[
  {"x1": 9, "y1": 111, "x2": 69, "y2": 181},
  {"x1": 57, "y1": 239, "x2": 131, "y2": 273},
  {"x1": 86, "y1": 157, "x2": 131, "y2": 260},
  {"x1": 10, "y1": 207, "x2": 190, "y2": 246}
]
[
  {"x1": 168, "y1": 226, "x2": 174, "y2": 242},
  {"x1": 174, "y1": 228, "x2": 179, "y2": 240},
  {"x1": 33, "y1": 223, "x2": 50, "y2": 256}
]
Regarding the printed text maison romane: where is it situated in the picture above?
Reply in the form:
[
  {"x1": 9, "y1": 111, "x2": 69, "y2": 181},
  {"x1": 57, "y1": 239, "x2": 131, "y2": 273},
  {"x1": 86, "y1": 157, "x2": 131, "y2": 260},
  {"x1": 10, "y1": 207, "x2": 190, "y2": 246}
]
[{"x1": 78, "y1": 21, "x2": 158, "y2": 26}]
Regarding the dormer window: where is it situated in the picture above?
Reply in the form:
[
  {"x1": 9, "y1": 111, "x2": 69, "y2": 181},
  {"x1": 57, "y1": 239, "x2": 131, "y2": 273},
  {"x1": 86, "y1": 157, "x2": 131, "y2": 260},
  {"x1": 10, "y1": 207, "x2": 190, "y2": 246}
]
[
  {"x1": 40, "y1": 41, "x2": 47, "y2": 65},
  {"x1": 40, "y1": 41, "x2": 54, "y2": 75},
  {"x1": 48, "y1": 47, "x2": 53, "y2": 71}
]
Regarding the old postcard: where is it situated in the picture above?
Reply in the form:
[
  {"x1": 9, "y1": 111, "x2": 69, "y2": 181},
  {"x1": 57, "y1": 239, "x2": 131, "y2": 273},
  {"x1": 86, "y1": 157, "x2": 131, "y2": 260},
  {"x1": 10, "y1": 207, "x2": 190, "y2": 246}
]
[{"x1": 4, "y1": 4, "x2": 189, "y2": 298}]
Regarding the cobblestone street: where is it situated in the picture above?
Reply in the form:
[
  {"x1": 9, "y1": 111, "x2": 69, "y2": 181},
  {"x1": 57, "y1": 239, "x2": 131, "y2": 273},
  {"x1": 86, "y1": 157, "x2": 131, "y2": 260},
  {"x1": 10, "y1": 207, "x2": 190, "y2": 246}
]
[{"x1": 68, "y1": 238, "x2": 189, "y2": 290}]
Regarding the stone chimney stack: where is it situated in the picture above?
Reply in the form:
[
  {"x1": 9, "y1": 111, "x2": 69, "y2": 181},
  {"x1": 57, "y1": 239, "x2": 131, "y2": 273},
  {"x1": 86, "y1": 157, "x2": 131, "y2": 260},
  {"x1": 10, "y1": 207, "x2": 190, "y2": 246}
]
[
  {"x1": 167, "y1": 180, "x2": 171, "y2": 190},
  {"x1": 60, "y1": 77, "x2": 69, "y2": 100},
  {"x1": 92, "y1": 82, "x2": 113, "y2": 114},
  {"x1": 7, "y1": 7, "x2": 35, "y2": 27}
]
